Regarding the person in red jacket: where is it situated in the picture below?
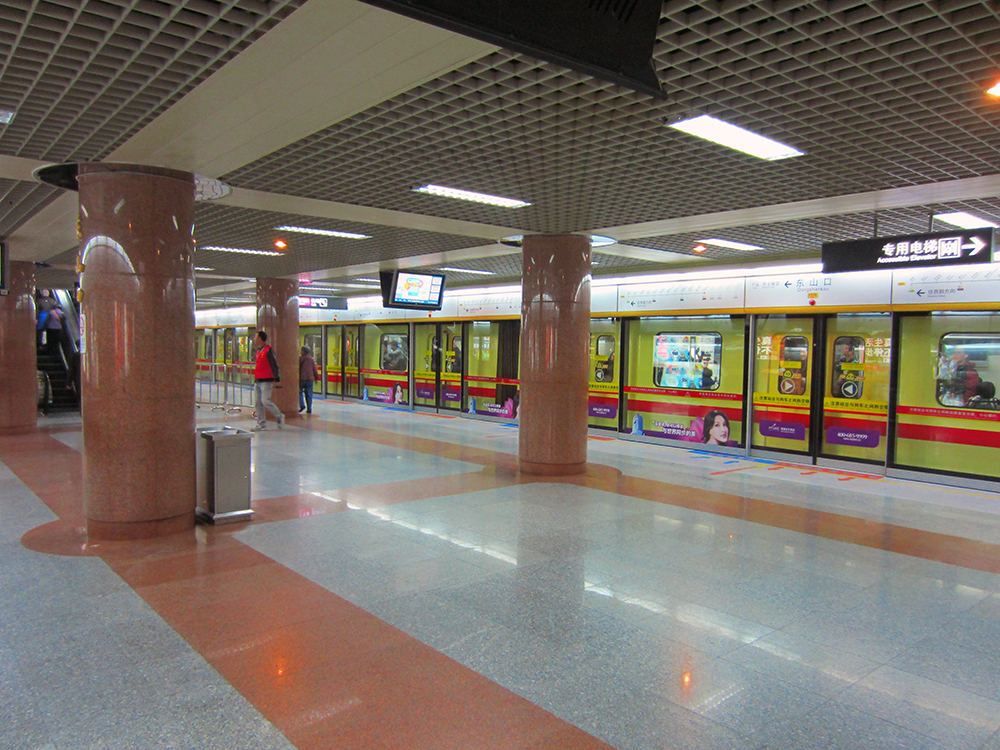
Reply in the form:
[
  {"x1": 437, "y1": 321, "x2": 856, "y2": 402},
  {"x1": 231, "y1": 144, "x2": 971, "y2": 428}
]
[{"x1": 251, "y1": 330, "x2": 284, "y2": 431}]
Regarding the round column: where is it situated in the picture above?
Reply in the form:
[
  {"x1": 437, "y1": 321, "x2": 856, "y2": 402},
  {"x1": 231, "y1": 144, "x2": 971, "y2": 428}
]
[
  {"x1": 77, "y1": 164, "x2": 196, "y2": 540},
  {"x1": 518, "y1": 234, "x2": 591, "y2": 475},
  {"x1": 0, "y1": 262, "x2": 38, "y2": 435},
  {"x1": 256, "y1": 279, "x2": 299, "y2": 417}
]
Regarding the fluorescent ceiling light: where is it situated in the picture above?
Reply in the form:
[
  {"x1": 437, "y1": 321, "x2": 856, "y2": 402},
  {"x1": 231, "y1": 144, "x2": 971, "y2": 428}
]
[
  {"x1": 275, "y1": 225, "x2": 370, "y2": 239},
  {"x1": 933, "y1": 212, "x2": 999, "y2": 229},
  {"x1": 988, "y1": 81, "x2": 1000, "y2": 97},
  {"x1": 669, "y1": 115, "x2": 804, "y2": 161},
  {"x1": 697, "y1": 238, "x2": 765, "y2": 251},
  {"x1": 193, "y1": 267, "x2": 214, "y2": 271},
  {"x1": 0, "y1": 110, "x2": 14, "y2": 124},
  {"x1": 414, "y1": 184, "x2": 530, "y2": 208},
  {"x1": 355, "y1": 278, "x2": 379, "y2": 282},
  {"x1": 439, "y1": 267, "x2": 494, "y2": 275},
  {"x1": 200, "y1": 245, "x2": 283, "y2": 256}
]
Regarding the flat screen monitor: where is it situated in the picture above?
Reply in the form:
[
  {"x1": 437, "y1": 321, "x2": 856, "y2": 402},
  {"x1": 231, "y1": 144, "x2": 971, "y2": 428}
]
[{"x1": 385, "y1": 270, "x2": 446, "y2": 310}]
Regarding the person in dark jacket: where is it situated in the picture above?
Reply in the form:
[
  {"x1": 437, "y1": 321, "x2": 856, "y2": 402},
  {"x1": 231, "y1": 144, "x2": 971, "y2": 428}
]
[
  {"x1": 251, "y1": 331, "x2": 284, "y2": 431},
  {"x1": 298, "y1": 346, "x2": 320, "y2": 414}
]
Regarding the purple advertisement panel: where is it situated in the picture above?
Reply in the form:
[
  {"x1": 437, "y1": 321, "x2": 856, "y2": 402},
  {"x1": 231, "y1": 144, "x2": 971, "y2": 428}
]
[
  {"x1": 416, "y1": 386, "x2": 435, "y2": 400},
  {"x1": 759, "y1": 420, "x2": 806, "y2": 441},
  {"x1": 825, "y1": 426, "x2": 880, "y2": 448},
  {"x1": 589, "y1": 404, "x2": 618, "y2": 419},
  {"x1": 442, "y1": 389, "x2": 461, "y2": 403}
]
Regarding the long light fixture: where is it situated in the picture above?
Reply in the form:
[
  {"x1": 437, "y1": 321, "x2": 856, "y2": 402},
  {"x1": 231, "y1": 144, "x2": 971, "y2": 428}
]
[
  {"x1": 193, "y1": 266, "x2": 215, "y2": 271},
  {"x1": 988, "y1": 81, "x2": 1000, "y2": 97},
  {"x1": 200, "y1": 245, "x2": 283, "y2": 256},
  {"x1": 668, "y1": 115, "x2": 804, "y2": 161},
  {"x1": 0, "y1": 109, "x2": 15, "y2": 124},
  {"x1": 697, "y1": 238, "x2": 765, "y2": 251},
  {"x1": 275, "y1": 225, "x2": 370, "y2": 239},
  {"x1": 933, "y1": 212, "x2": 999, "y2": 230},
  {"x1": 439, "y1": 267, "x2": 494, "y2": 275},
  {"x1": 413, "y1": 184, "x2": 530, "y2": 208}
]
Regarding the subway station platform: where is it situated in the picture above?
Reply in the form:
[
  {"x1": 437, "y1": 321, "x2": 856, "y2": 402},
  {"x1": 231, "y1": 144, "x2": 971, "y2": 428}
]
[{"x1": 3, "y1": 401, "x2": 1000, "y2": 750}]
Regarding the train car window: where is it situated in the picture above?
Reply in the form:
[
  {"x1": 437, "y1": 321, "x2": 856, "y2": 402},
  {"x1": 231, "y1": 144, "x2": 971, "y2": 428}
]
[
  {"x1": 380, "y1": 334, "x2": 409, "y2": 372},
  {"x1": 937, "y1": 333, "x2": 1000, "y2": 409},
  {"x1": 652, "y1": 332, "x2": 722, "y2": 390},
  {"x1": 446, "y1": 336, "x2": 462, "y2": 373},
  {"x1": 831, "y1": 336, "x2": 866, "y2": 399},
  {"x1": 777, "y1": 335, "x2": 809, "y2": 396},
  {"x1": 593, "y1": 334, "x2": 616, "y2": 383}
]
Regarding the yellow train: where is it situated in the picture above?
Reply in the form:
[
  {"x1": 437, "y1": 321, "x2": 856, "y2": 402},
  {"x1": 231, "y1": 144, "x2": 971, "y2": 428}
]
[{"x1": 197, "y1": 307, "x2": 1000, "y2": 486}]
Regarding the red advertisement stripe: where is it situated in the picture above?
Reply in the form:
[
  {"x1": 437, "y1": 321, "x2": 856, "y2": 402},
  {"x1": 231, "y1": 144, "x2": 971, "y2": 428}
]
[
  {"x1": 897, "y1": 422, "x2": 1000, "y2": 448},
  {"x1": 897, "y1": 405, "x2": 1000, "y2": 423}
]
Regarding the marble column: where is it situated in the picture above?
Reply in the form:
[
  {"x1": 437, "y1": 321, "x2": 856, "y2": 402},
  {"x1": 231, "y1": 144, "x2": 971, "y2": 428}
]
[
  {"x1": 518, "y1": 234, "x2": 591, "y2": 475},
  {"x1": 256, "y1": 279, "x2": 299, "y2": 417},
  {"x1": 77, "y1": 164, "x2": 196, "y2": 540},
  {"x1": 0, "y1": 262, "x2": 38, "y2": 435}
]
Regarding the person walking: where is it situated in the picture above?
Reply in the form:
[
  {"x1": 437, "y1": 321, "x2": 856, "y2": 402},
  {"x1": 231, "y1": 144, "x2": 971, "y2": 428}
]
[
  {"x1": 251, "y1": 330, "x2": 284, "y2": 431},
  {"x1": 44, "y1": 304, "x2": 64, "y2": 354},
  {"x1": 299, "y1": 346, "x2": 320, "y2": 414}
]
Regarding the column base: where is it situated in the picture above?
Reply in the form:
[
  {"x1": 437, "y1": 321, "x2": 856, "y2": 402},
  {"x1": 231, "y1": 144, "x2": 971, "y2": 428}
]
[
  {"x1": 87, "y1": 512, "x2": 195, "y2": 541},
  {"x1": 519, "y1": 460, "x2": 588, "y2": 476}
]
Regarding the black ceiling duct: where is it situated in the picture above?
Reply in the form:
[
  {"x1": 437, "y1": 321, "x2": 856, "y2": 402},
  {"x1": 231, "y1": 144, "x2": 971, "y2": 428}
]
[{"x1": 359, "y1": 0, "x2": 666, "y2": 100}]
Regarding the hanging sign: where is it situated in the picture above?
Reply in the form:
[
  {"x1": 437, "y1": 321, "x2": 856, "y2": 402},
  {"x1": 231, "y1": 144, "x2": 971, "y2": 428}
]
[{"x1": 822, "y1": 228, "x2": 995, "y2": 274}]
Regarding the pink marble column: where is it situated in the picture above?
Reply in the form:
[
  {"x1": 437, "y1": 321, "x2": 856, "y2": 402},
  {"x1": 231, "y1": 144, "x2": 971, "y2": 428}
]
[
  {"x1": 256, "y1": 279, "x2": 299, "y2": 418},
  {"x1": 519, "y1": 234, "x2": 591, "y2": 475},
  {"x1": 77, "y1": 164, "x2": 196, "y2": 540},
  {"x1": 0, "y1": 262, "x2": 38, "y2": 435}
]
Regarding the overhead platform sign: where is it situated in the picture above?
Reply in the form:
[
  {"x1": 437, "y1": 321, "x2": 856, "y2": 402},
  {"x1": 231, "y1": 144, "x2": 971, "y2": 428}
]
[{"x1": 822, "y1": 228, "x2": 995, "y2": 274}]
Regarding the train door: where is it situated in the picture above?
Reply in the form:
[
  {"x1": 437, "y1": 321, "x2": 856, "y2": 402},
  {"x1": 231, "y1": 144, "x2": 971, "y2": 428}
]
[
  {"x1": 623, "y1": 316, "x2": 746, "y2": 447},
  {"x1": 300, "y1": 326, "x2": 323, "y2": 400},
  {"x1": 223, "y1": 329, "x2": 235, "y2": 365},
  {"x1": 464, "y1": 320, "x2": 519, "y2": 419},
  {"x1": 818, "y1": 313, "x2": 892, "y2": 469},
  {"x1": 326, "y1": 326, "x2": 342, "y2": 398},
  {"x1": 362, "y1": 323, "x2": 409, "y2": 404},
  {"x1": 413, "y1": 322, "x2": 439, "y2": 409},
  {"x1": 893, "y1": 312, "x2": 1000, "y2": 486},
  {"x1": 589, "y1": 320, "x2": 620, "y2": 430},
  {"x1": 343, "y1": 325, "x2": 361, "y2": 398},
  {"x1": 440, "y1": 323, "x2": 463, "y2": 410},
  {"x1": 750, "y1": 316, "x2": 816, "y2": 460}
]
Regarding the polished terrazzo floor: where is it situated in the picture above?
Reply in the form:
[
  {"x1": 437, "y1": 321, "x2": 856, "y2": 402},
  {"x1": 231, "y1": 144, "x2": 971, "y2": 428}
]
[{"x1": 3, "y1": 400, "x2": 1000, "y2": 749}]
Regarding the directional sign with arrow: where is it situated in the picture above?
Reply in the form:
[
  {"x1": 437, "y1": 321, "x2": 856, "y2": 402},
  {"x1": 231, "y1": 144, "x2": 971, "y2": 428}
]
[{"x1": 822, "y1": 228, "x2": 996, "y2": 274}]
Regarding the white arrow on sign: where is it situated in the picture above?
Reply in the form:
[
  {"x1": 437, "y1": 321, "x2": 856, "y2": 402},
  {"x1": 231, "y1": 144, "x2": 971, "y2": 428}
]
[{"x1": 962, "y1": 236, "x2": 987, "y2": 255}]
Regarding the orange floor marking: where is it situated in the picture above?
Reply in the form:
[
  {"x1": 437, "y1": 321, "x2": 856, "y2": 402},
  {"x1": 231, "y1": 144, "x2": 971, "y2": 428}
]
[{"x1": 5, "y1": 432, "x2": 615, "y2": 750}]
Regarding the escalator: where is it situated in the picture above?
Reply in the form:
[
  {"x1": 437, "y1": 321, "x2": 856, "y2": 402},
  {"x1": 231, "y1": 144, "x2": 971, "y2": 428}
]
[{"x1": 37, "y1": 288, "x2": 81, "y2": 413}]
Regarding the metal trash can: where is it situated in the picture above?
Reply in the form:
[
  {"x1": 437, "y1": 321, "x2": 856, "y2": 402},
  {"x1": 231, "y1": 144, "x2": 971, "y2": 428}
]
[{"x1": 196, "y1": 427, "x2": 253, "y2": 524}]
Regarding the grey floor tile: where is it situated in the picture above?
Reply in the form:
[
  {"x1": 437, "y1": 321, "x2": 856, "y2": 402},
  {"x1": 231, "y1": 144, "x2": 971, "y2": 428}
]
[
  {"x1": 889, "y1": 636, "x2": 1000, "y2": 702},
  {"x1": 756, "y1": 701, "x2": 954, "y2": 750},
  {"x1": 723, "y1": 631, "x2": 880, "y2": 698},
  {"x1": 835, "y1": 666, "x2": 1000, "y2": 750}
]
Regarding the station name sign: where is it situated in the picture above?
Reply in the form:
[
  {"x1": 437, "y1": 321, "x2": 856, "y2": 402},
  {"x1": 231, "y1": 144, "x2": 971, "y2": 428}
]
[
  {"x1": 298, "y1": 295, "x2": 347, "y2": 309},
  {"x1": 822, "y1": 228, "x2": 996, "y2": 274}
]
